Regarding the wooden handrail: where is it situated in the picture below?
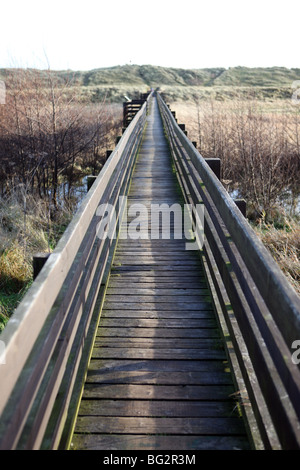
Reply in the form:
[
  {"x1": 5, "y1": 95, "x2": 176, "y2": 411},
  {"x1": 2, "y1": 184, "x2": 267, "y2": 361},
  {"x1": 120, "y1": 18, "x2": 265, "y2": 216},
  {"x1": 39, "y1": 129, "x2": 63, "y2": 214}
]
[
  {"x1": 1, "y1": 89, "x2": 299, "y2": 450},
  {"x1": 0, "y1": 92, "x2": 152, "y2": 449},
  {"x1": 157, "y1": 92, "x2": 300, "y2": 450}
]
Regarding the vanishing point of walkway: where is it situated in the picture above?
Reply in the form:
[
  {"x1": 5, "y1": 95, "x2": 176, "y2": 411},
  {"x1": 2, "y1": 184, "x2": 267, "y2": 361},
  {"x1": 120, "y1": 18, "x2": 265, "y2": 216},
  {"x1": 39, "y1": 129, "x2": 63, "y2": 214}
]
[{"x1": 71, "y1": 98, "x2": 251, "y2": 450}]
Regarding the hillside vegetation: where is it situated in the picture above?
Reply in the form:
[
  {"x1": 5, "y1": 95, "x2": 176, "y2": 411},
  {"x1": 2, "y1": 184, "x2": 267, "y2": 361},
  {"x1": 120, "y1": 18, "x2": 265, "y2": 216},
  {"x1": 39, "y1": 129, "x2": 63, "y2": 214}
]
[
  {"x1": 45, "y1": 65, "x2": 300, "y2": 87},
  {"x1": 1, "y1": 65, "x2": 300, "y2": 103}
]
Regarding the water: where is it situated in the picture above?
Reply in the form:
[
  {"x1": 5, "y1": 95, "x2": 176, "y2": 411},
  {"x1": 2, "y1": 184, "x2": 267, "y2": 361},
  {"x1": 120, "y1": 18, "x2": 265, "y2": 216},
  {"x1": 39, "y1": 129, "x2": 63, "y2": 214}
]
[{"x1": 229, "y1": 188, "x2": 300, "y2": 217}]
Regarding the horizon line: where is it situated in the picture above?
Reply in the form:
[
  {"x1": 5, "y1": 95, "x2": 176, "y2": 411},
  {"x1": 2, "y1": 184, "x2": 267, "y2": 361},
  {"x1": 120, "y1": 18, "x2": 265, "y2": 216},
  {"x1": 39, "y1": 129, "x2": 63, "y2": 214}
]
[{"x1": 1, "y1": 63, "x2": 300, "y2": 73}]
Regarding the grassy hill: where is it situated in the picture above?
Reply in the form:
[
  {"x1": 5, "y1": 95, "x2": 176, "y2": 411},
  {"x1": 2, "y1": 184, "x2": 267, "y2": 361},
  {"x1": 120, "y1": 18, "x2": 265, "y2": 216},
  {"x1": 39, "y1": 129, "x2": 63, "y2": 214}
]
[
  {"x1": 64, "y1": 65, "x2": 300, "y2": 88},
  {"x1": 1, "y1": 64, "x2": 299, "y2": 103},
  {"x1": 214, "y1": 66, "x2": 300, "y2": 86},
  {"x1": 78, "y1": 65, "x2": 300, "y2": 86}
]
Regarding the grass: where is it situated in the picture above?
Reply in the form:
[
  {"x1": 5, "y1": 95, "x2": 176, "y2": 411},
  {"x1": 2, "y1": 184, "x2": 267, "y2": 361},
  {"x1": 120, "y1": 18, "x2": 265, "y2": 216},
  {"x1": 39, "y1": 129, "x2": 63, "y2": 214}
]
[
  {"x1": 0, "y1": 292, "x2": 23, "y2": 332},
  {"x1": 0, "y1": 193, "x2": 74, "y2": 332},
  {"x1": 254, "y1": 219, "x2": 300, "y2": 295},
  {"x1": 0, "y1": 242, "x2": 33, "y2": 332}
]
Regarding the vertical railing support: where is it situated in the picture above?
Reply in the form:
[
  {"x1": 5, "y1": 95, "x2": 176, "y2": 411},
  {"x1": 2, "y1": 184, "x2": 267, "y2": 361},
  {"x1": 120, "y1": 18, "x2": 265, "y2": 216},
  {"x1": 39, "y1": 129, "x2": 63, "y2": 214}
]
[
  {"x1": 106, "y1": 150, "x2": 113, "y2": 161},
  {"x1": 33, "y1": 253, "x2": 51, "y2": 279},
  {"x1": 205, "y1": 158, "x2": 221, "y2": 180},
  {"x1": 234, "y1": 199, "x2": 247, "y2": 217},
  {"x1": 87, "y1": 175, "x2": 97, "y2": 191}
]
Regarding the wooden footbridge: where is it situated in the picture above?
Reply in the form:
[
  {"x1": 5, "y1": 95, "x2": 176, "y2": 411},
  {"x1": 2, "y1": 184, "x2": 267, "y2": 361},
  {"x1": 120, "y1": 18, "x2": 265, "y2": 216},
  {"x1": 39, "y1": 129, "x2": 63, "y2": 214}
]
[{"x1": 0, "y1": 92, "x2": 300, "y2": 451}]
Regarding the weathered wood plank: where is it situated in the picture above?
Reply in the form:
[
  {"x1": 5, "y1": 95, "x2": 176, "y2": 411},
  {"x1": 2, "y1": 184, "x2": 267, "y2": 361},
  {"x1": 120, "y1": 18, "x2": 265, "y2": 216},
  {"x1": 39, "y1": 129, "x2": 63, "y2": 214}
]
[
  {"x1": 113, "y1": 254, "x2": 201, "y2": 260},
  {"x1": 108, "y1": 279, "x2": 207, "y2": 286},
  {"x1": 82, "y1": 383, "x2": 235, "y2": 400},
  {"x1": 96, "y1": 327, "x2": 220, "y2": 338},
  {"x1": 115, "y1": 245, "x2": 192, "y2": 252},
  {"x1": 101, "y1": 309, "x2": 214, "y2": 319},
  {"x1": 109, "y1": 270, "x2": 205, "y2": 277},
  {"x1": 74, "y1": 416, "x2": 246, "y2": 435},
  {"x1": 98, "y1": 318, "x2": 217, "y2": 328},
  {"x1": 111, "y1": 266, "x2": 205, "y2": 272},
  {"x1": 71, "y1": 434, "x2": 251, "y2": 451},
  {"x1": 102, "y1": 302, "x2": 213, "y2": 311},
  {"x1": 106, "y1": 288, "x2": 209, "y2": 296},
  {"x1": 76, "y1": 399, "x2": 237, "y2": 417},
  {"x1": 112, "y1": 260, "x2": 202, "y2": 266},
  {"x1": 115, "y1": 251, "x2": 201, "y2": 257},
  {"x1": 85, "y1": 370, "x2": 231, "y2": 385},
  {"x1": 104, "y1": 296, "x2": 211, "y2": 305},
  {"x1": 87, "y1": 359, "x2": 229, "y2": 373},
  {"x1": 91, "y1": 347, "x2": 226, "y2": 360},
  {"x1": 94, "y1": 337, "x2": 221, "y2": 348}
]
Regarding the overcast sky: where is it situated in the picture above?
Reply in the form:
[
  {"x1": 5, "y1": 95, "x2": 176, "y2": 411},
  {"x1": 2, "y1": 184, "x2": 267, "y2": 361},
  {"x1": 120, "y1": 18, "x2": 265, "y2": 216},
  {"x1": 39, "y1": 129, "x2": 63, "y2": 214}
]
[{"x1": 0, "y1": 0, "x2": 299, "y2": 71}]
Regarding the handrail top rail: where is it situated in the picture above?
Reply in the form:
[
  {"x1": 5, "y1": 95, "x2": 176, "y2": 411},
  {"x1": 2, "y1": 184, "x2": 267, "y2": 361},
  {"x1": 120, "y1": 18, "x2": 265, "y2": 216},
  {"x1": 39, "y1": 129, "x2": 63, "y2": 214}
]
[
  {"x1": 0, "y1": 92, "x2": 152, "y2": 416},
  {"x1": 157, "y1": 92, "x2": 300, "y2": 346}
]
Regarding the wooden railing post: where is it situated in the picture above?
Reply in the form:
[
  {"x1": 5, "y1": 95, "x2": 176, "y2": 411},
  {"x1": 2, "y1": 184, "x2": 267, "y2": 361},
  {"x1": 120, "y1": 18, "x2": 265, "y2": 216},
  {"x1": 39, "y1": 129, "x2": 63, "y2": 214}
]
[
  {"x1": 86, "y1": 175, "x2": 97, "y2": 191},
  {"x1": 179, "y1": 123, "x2": 188, "y2": 136},
  {"x1": 33, "y1": 253, "x2": 51, "y2": 279},
  {"x1": 205, "y1": 158, "x2": 221, "y2": 180},
  {"x1": 106, "y1": 150, "x2": 113, "y2": 161},
  {"x1": 234, "y1": 199, "x2": 247, "y2": 217}
]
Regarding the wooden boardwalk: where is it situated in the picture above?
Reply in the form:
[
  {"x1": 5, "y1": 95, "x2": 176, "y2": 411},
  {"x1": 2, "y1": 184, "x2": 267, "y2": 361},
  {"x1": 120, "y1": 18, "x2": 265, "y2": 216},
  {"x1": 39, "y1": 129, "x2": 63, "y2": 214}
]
[{"x1": 71, "y1": 98, "x2": 251, "y2": 450}]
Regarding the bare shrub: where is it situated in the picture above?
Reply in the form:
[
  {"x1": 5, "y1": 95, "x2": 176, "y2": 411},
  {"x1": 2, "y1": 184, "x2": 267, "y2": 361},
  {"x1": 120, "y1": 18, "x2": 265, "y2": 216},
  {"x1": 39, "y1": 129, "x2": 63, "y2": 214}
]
[
  {"x1": 0, "y1": 69, "x2": 123, "y2": 328},
  {"x1": 0, "y1": 69, "x2": 122, "y2": 207},
  {"x1": 172, "y1": 97, "x2": 300, "y2": 222}
]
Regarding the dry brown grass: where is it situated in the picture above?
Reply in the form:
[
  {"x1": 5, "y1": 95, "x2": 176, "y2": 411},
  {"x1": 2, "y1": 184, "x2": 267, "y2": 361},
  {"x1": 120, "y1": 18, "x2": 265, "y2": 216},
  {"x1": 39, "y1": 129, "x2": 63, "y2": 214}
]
[
  {"x1": 0, "y1": 241, "x2": 32, "y2": 292},
  {"x1": 171, "y1": 98, "x2": 300, "y2": 221},
  {"x1": 0, "y1": 240, "x2": 33, "y2": 331},
  {"x1": 0, "y1": 192, "x2": 74, "y2": 330},
  {"x1": 254, "y1": 220, "x2": 300, "y2": 295},
  {"x1": 171, "y1": 97, "x2": 300, "y2": 295}
]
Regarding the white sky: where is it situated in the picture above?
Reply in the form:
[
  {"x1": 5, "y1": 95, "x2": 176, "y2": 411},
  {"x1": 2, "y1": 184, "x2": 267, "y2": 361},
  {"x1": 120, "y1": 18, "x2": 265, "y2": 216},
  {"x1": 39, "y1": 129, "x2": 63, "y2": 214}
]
[{"x1": 0, "y1": 0, "x2": 299, "y2": 71}]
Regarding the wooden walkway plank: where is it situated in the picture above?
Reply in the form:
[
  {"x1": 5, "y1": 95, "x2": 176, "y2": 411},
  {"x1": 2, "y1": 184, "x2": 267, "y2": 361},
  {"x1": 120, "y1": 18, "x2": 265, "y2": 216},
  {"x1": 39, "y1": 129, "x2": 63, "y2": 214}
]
[
  {"x1": 84, "y1": 370, "x2": 233, "y2": 385},
  {"x1": 94, "y1": 327, "x2": 221, "y2": 338},
  {"x1": 81, "y1": 384, "x2": 236, "y2": 401},
  {"x1": 77, "y1": 400, "x2": 237, "y2": 417},
  {"x1": 71, "y1": 97, "x2": 251, "y2": 450},
  {"x1": 97, "y1": 318, "x2": 218, "y2": 328},
  {"x1": 71, "y1": 435, "x2": 250, "y2": 451},
  {"x1": 75, "y1": 416, "x2": 246, "y2": 435},
  {"x1": 100, "y1": 310, "x2": 214, "y2": 319}
]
